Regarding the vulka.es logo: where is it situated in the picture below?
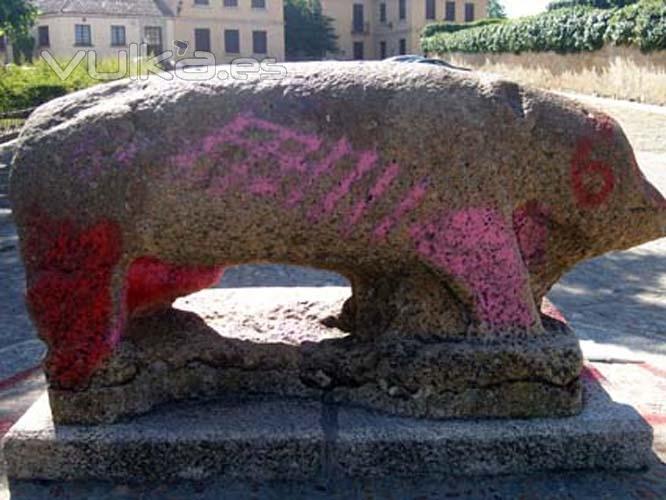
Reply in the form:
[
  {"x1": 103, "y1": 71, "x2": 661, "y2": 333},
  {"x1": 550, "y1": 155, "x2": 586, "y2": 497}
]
[{"x1": 40, "y1": 42, "x2": 288, "y2": 82}]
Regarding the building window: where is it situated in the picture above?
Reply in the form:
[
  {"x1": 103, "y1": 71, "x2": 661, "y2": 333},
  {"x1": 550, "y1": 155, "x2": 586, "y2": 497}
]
[
  {"x1": 399, "y1": 0, "x2": 406, "y2": 20},
  {"x1": 352, "y1": 4, "x2": 364, "y2": 33},
  {"x1": 446, "y1": 1, "x2": 456, "y2": 21},
  {"x1": 111, "y1": 25, "x2": 126, "y2": 46},
  {"x1": 75, "y1": 24, "x2": 92, "y2": 46},
  {"x1": 379, "y1": 3, "x2": 386, "y2": 23},
  {"x1": 399, "y1": 38, "x2": 406, "y2": 55},
  {"x1": 145, "y1": 26, "x2": 163, "y2": 55},
  {"x1": 252, "y1": 0, "x2": 266, "y2": 8},
  {"x1": 194, "y1": 0, "x2": 209, "y2": 4},
  {"x1": 353, "y1": 41, "x2": 364, "y2": 60},
  {"x1": 253, "y1": 30, "x2": 267, "y2": 54},
  {"x1": 194, "y1": 28, "x2": 211, "y2": 52},
  {"x1": 223, "y1": 0, "x2": 238, "y2": 6},
  {"x1": 425, "y1": 0, "x2": 436, "y2": 20},
  {"x1": 224, "y1": 29, "x2": 240, "y2": 53},
  {"x1": 38, "y1": 26, "x2": 50, "y2": 47},
  {"x1": 379, "y1": 41, "x2": 386, "y2": 59},
  {"x1": 465, "y1": 2, "x2": 475, "y2": 22}
]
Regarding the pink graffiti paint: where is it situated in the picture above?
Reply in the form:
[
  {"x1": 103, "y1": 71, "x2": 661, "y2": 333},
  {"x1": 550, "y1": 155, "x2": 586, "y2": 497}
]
[
  {"x1": 571, "y1": 136, "x2": 615, "y2": 209},
  {"x1": 249, "y1": 176, "x2": 279, "y2": 197},
  {"x1": 286, "y1": 138, "x2": 354, "y2": 208},
  {"x1": 373, "y1": 179, "x2": 429, "y2": 240},
  {"x1": 410, "y1": 208, "x2": 535, "y2": 330},
  {"x1": 345, "y1": 162, "x2": 401, "y2": 229},
  {"x1": 170, "y1": 113, "x2": 434, "y2": 240},
  {"x1": 512, "y1": 200, "x2": 550, "y2": 271},
  {"x1": 309, "y1": 150, "x2": 379, "y2": 221},
  {"x1": 126, "y1": 257, "x2": 224, "y2": 315},
  {"x1": 113, "y1": 141, "x2": 139, "y2": 165}
]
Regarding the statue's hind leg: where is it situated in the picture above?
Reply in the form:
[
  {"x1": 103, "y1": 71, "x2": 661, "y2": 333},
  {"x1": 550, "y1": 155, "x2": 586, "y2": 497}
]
[
  {"x1": 22, "y1": 213, "x2": 128, "y2": 390},
  {"x1": 21, "y1": 210, "x2": 224, "y2": 390}
]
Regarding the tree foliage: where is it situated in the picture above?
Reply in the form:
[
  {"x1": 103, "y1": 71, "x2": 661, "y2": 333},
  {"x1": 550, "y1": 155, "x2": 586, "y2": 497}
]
[
  {"x1": 0, "y1": 0, "x2": 38, "y2": 63},
  {"x1": 0, "y1": 0, "x2": 36, "y2": 38},
  {"x1": 422, "y1": 0, "x2": 666, "y2": 54},
  {"x1": 284, "y1": 0, "x2": 338, "y2": 60},
  {"x1": 488, "y1": 0, "x2": 507, "y2": 19}
]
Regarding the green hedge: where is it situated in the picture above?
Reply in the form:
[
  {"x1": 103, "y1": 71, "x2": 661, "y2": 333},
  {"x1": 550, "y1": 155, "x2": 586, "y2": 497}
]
[
  {"x1": 421, "y1": 18, "x2": 506, "y2": 39},
  {"x1": 0, "y1": 58, "x2": 161, "y2": 112},
  {"x1": 422, "y1": 0, "x2": 666, "y2": 54},
  {"x1": 547, "y1": 0, "x2": 638, "y2": 10}
]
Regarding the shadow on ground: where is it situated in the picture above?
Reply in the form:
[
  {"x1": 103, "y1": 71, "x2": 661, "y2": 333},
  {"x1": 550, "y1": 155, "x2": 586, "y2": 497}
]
[{"x1": 549, "y1": 240, "x2": 666, "y2": 355}]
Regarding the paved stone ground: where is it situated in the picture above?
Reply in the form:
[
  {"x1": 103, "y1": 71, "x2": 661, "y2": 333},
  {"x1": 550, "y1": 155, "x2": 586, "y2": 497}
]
[{"x1": 1, "y1": 92, "x2": 665, "y2": 498}]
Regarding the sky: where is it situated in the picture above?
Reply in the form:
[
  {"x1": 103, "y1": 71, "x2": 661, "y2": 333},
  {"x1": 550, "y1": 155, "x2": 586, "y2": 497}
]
[{"x1": 503, "y1": 0, "x2": 551, "y2": 18}]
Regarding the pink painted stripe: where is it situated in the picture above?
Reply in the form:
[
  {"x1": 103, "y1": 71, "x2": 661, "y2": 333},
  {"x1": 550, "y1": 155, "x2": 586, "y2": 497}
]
[
  {"x1": 311, "y1": 138, "x2": 353, "y2": 179},
  {"x1": 0, "y1": 364, "x2": 42, "y2": 392},
  {"x1": 346, "y1": 162, "x2": 401, "y2": 228},
  {"x1": 314, "y1": 150, "x2": 379, "y2": 219},
  {"x1": 373, "y1": 178, "x2": 429, "y2": 240}
]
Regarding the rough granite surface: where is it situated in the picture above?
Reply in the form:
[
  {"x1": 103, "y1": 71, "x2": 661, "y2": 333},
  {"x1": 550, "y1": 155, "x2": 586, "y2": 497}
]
[
  {"x1": 1, "y1": 376, "x2": 652, "y2": 482},
  {"x1": 8, "y1": 62, "x2": 665, "y2": 421}
]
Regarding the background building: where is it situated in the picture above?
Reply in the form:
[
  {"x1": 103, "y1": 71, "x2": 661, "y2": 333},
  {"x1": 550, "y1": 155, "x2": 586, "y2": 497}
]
[
  {"x1": 321, "y1": 0, "x2": 488, "y2": 60},
  {"x1": 18, "y1": 0, "x2": 285, "y2": 64}
]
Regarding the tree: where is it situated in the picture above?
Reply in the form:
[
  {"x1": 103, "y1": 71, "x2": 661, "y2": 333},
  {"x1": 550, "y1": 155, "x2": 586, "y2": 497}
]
[
  {"x1": 284, "y1": 0, "x2": 338, "y2": 60},
  {"x1": 0, "y1": 0, "x2": 37, "y2": 63},
  {"x1": 487, "y1": 0, "x2": 507, "y2": 19}
]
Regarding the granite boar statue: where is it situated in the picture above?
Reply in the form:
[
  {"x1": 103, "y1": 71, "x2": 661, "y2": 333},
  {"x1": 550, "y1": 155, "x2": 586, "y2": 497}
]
[{"x1": 10, "y1": 61, "x2": 665, "y2": 391}]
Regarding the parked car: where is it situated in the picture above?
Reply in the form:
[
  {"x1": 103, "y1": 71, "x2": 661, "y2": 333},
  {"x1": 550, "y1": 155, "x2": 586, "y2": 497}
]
[{"x1": 383, "y1": 55, "x2": 470, "y2": 72}]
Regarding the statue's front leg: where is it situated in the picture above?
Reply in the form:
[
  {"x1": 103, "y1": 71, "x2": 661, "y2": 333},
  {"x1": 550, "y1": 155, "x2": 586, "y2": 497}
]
[{"x1": 411, "y1": 207, "x2": 543, "y2": 335}]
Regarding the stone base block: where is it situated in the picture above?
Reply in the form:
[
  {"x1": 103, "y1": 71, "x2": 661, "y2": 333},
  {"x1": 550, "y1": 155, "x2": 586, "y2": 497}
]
[
  {"x1": 46, "y1": 288, "x2": 583, "y2": 424},
  {"x1": 1, "y1": 377, "x2": 652, "y2": 482}
]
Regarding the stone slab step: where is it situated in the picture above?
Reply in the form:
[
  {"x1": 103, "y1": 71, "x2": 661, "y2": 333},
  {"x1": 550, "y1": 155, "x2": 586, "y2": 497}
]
[{"x1": 1, "y1": 377, "x2": 653, "y2": 483}]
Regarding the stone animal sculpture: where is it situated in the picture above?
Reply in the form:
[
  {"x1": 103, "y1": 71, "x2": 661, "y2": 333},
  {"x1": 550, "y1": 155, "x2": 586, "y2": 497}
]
[{"x1": 10, "y1": 62, "x2": 664, "y2": 420}]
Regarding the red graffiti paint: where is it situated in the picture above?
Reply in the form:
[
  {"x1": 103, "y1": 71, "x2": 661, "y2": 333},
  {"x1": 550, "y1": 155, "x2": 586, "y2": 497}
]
[
  {"x1": 540, "y1": 300, "x2": 567, "y2": 324},
  {"x1": 581, "y1": 365, "x2": 608, "y2": 384},
  {"x1": 513, "y1": 200, "x2": 550, "y2": 271},
  {"x1": 644, "y1": 413, "x2": 666, "y2": 426},
  {"x1": 571, "y1": 137, "x2": 615, "y2": 209},
  {"x1": 0, "y1": 365, "x2": 42, "y2": 392},
  {"x1": 24, "y1": 211, "x2": 224, "y2": 388},
  {"x1": 0, "y1": 419, "x2": 16, "y2": 438},
  {"x1": 24, "y1": 212, "x2": 124, "y2": 389},
  {"x1": 126, "y1": 257, "x2": 224, "y2": 315},
  {"x1": 640, "y1": 363, "x2": 666, "y2": 380}
]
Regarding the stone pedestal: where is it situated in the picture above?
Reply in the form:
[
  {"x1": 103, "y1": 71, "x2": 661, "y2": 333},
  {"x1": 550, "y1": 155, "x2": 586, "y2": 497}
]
[
  {"x1": 44, "y1": 288, "x2": 583, "y2": 425},
  {"x1": 1, "y1": 376, "x2": 652, "y2": 482}
]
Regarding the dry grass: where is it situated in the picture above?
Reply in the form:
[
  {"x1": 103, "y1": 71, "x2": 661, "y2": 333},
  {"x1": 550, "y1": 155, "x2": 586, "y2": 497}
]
[{"x1": 445, "y1": 46, "x2": 666, "y2": 106}]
